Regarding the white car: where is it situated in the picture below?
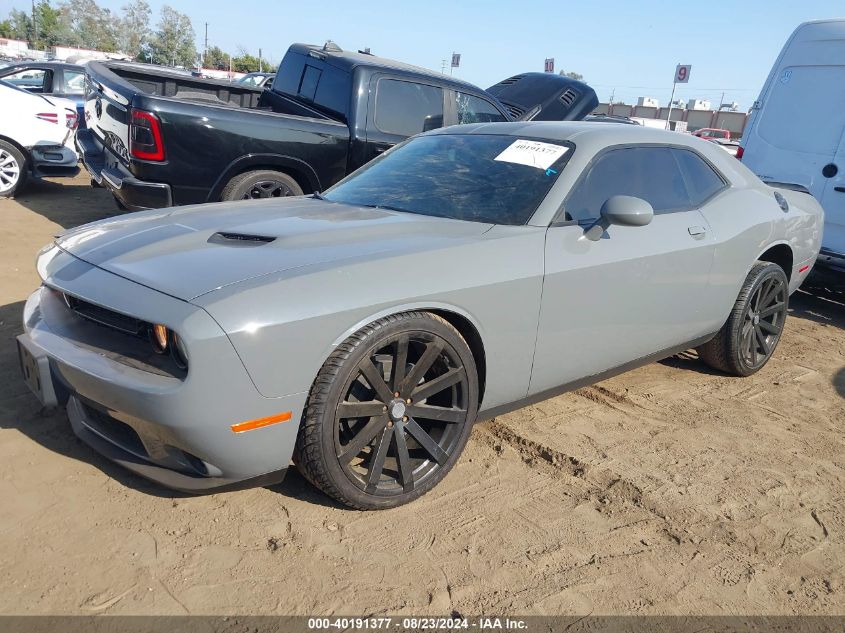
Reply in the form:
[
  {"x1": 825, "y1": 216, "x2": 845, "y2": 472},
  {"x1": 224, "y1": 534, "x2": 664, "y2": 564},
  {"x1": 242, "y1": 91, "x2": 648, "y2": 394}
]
[{"x1": 0, "y1": 79, "x2": 79, "y2": 197}]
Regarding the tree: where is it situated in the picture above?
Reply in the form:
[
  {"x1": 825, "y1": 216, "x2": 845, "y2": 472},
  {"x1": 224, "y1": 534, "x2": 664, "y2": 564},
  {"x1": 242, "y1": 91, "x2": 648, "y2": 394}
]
[
  {"x1": 116, "y1": 0, "x2": 150, "y2": 58},
  {"x1": 148, "y1": 5, "x2": 196, "y2": 67},
  {"x1": 7, "y1": 9, "x2": 32, "y2": 41},
  {"x1": 57, "y1": 0, "x2": 118, "y2": 51},
  {"x1": 204, "y1": 44, "x2": 229, "y2": 69},
  {"x1": 559, "y1": 69, "x2": 584, "y2": 81},
  {"x1": 0, "y1": 20, "x2": 12, "y2": 38},
  {"x1": 33, "y1": 1, "x2": 69, "y2": 49}
]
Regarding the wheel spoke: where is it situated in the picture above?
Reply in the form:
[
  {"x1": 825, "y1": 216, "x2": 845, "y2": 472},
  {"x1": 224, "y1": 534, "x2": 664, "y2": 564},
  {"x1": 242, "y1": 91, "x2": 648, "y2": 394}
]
[
  {"x1": 758, "y1": 319, "x2": 780, "y2": 335},
  {"x1": 411, "y1": 366, "x2": 464, "y2": 401},
  {"x1": 359, "y1": 358, "x2": 395, "y2": 402},
  {"x1": 760, "y1": 302, "x2": 785, "y2": 318},
  {"x1": 399, "y1": 341, "x2": 444, "y2": 395},
  {"x1": 760, "y1": 279, "x2": 780, "y2": 309},
  {"x1": 393, "y1": 427, "x2": 414, "y2": 491},
  {"x1": 365, "y1": 426, "x2": 393, "y2": 489},
  {"x1": 337, "y1": 414, "x2": 388, "y2": 462},
  {"x1": 755, "y1": 326, "x2": 770, "y2": 356},
  {"x1": 391, "y1": 335, "x2": 409, "y2": 391},
  {"x1": 337, "y1": 401, "x2": 386, "y2": 419},
  {"x1": 406, "y1": 404, "x2": 466, "y2": 423},
  {"x1": 404, "y1": 418, "x2": 449, "y2": 465}
]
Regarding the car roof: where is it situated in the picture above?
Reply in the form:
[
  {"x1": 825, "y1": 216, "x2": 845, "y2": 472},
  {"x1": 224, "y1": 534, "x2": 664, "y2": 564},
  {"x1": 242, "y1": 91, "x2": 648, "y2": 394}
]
[
  {"x1": 2, "y1": 60, "x2": 83, "y2": 70},
  {"x1": 288, "y1": 43, "x2": 483, "y2": 92},
  {"x1": 428, "y1": 121, "x2": 735, "y2": 167}
]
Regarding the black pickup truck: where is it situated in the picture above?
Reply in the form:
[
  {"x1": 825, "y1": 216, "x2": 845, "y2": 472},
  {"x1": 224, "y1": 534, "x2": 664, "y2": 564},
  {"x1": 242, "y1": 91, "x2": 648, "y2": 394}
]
[{"x1": 76, "y1": 42, "x2": 597, "y2": 210}]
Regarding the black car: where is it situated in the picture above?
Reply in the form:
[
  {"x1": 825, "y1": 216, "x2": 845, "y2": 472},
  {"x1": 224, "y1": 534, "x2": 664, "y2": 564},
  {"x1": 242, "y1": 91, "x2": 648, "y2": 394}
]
[
  {"x1": 76, "y1": 42, "x2": 598, "y2": 211},
  {"x1": 0, "y1": 61, "x2": 86, "y2": 127}
]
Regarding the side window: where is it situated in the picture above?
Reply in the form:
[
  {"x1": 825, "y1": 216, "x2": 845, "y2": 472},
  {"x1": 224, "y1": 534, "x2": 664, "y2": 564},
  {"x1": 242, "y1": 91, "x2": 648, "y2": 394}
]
[
  {"x1": 672, "y1": 149, "x2": 726, "y2": 206},
  {"x1": 63, "y1": 69, "x2": 85, "y2": 94},
  {"x1": 3, "y1": 68, "x2": 48, "y2": 92},
  {"x1": 564, "y1": 147, "x2": 691, "y2": 221},
  {"x1": 455, "y1": 92, "x2": 507, "y2": 124},
  {"x1": 375, "y1": 79, "x2": 443, "y2": 136}
]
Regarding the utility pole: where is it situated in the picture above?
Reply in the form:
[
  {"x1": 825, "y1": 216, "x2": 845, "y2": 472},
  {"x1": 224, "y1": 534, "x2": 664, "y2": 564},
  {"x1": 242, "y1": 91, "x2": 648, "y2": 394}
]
[
  {"x1": 204, "y1": 22, "x2": 208, "y2": 67},
  {"x1": 259, "y1": 47, "x2": 262, "y2": 72},
  {"x1": 31, "y1": 0, "x2": 38, "y2": 46}
]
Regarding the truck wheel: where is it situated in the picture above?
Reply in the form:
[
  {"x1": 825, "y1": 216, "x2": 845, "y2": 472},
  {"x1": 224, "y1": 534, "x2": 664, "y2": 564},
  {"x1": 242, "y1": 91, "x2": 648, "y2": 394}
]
[
  {"x1": 697, "y1": 261, "x2": 789, "y2": 376},
  {"x1": 0, "y1": 140, "x2": 28, "y2": 198},
  {"x1": 293, "y1": 312, "x2": 479, "y2": 510},
  {"x1": 221, "y1": 170, "x2": 303, "y2": 201}
]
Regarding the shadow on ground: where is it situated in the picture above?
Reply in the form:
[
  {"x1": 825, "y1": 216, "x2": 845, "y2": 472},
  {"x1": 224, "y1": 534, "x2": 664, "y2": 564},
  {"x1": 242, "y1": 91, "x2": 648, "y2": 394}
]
[
  {"x1": 0, "y1": 299, "x2": 340, "y2": 507},
  {"x1": 790, "y1": 266, "x2": 845, "y2": 330},
  {"x1": 11, "y1": 176, "x2": 118, "y2": 230}
]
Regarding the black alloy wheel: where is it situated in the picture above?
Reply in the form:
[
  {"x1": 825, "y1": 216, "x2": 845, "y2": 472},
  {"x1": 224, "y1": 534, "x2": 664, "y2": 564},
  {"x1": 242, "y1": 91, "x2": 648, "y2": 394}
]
[
  {"x1": 739, "y1": 272, "x2": 787, "y2": 370},
  {"x1": 294, "y1": 312, "x2": 478, "y2": 510},
  {"x1": 697, "y1": 261, "x2": 789, "y2": 376},
  {"x1": 242, "y1": 179, "x2": 296, "y2": 199},
  {"x1": 220, "y1": 169, "x2": 303, "y2": 202}
]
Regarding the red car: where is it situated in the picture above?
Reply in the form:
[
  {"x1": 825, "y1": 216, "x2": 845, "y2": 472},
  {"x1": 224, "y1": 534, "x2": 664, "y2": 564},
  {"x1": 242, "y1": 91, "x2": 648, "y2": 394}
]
[{"x1": 693, "y1": 128, "x2": 731, "y2": 141}]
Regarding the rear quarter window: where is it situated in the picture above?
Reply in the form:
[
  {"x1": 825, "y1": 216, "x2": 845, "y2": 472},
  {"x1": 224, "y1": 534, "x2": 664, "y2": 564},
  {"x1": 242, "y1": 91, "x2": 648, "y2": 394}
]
[{"x1": 672, "y1": 149, "x2": 726, "y2": 206}]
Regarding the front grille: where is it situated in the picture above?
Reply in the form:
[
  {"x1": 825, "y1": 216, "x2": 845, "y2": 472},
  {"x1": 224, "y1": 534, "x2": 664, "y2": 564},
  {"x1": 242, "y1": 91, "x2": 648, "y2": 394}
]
[
  {"x1": 63, "y1": 293, "x2": 147, "y2": 337},
  {"x1": 559, "y1": 88, "x2": 579, "y2": 107}
]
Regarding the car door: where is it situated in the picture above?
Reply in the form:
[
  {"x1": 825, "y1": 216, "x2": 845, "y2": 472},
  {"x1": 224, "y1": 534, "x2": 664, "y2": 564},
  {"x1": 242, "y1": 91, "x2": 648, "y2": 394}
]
[
  {"x1": 529, "y1": 145, "x2": 718, "y2": 395},
  {"x1": 0, "y1": 66, "x2": 53, "y2": 94},
  {"x1": 364, "y1": 75, "x2": 445, "y2": 163}
]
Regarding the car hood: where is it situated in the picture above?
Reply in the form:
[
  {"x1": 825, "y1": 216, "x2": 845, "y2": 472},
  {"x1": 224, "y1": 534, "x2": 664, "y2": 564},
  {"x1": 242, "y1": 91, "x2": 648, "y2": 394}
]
[{"x1": 55, "y1": 197, "x2": 493, "y2": 301}]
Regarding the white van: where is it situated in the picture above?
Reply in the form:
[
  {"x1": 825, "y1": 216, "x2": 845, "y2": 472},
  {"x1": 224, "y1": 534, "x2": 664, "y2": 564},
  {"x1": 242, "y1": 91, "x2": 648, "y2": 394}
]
[{"x1": 740, "y1": 19, "x2": 845, "y2": 270}]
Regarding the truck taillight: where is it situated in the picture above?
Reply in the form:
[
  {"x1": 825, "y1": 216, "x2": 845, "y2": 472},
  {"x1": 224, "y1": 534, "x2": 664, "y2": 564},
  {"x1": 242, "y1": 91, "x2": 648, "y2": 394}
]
[
  {"x1": 66, "y1": 111, "x2": 78, "y2": 130},
  {"x1": 35, "y1": 112, "x2": 59, "y2": 124},
  {"x1": 130, "y1": 109, "x2": 165, "y2": 161},
  {"x1": 735, "y1": 146, "x2": 744, "y2": 160}
]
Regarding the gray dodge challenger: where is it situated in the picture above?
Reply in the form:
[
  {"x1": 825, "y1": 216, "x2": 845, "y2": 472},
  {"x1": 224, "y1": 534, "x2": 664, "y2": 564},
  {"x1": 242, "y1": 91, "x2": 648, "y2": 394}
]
[{"x1": 18, "y1": 122, "x2": 823, "y2": 509}]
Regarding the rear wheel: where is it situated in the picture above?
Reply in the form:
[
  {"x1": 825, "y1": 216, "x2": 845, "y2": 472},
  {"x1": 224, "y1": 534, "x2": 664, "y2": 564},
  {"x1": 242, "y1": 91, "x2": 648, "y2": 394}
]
[
  {"x1": 0, "y1": 141, "x2": 27, "y2": 198},
  {"x1": 697, "y1": 261, "x2": 789, "y2": 376},
  {"x1": 220, "y1": 169, "x2": 303, "y2": 201},
  {"x1": 294, "y1": 312, "x2": 478, "y2": 510}
]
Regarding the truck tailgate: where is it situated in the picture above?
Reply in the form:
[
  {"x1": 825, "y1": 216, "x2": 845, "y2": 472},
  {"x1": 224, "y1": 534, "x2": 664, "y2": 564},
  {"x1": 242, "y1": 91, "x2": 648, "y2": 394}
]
[{"x1": 84, "y1": 71, "x2": 132, "y2": 167}]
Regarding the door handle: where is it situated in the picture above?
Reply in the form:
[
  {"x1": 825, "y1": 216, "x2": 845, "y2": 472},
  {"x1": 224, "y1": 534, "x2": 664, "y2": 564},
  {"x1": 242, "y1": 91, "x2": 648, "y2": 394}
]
[
  {"x1": 688, "y1": 226, "x2": 706, "y2": 237},
  {"x1": 834, "y1": 186, "x2": 845, "y2": 193}
]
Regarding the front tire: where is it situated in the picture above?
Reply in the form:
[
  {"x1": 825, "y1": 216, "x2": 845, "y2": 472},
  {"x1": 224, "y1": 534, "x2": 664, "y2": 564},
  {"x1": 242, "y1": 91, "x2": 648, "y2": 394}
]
[
  {"x1": 0, "y1": 141, "x2": 27, "y2": 198},
  {"x1": 294, "y1": 312, "x2": 479, "y2": 510},
  {"x1": 220, "y1": 169, "x2": 303, "y2": 201},
  {"x1": 697, "y1": 261, "x2": 789, "y2": 376}
]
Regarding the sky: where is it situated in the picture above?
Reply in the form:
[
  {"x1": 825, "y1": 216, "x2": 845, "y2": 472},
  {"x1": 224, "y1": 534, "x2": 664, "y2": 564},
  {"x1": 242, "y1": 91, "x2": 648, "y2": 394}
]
[{"x1": 3, "y1": 0, "x2": 844, "y2": 108}]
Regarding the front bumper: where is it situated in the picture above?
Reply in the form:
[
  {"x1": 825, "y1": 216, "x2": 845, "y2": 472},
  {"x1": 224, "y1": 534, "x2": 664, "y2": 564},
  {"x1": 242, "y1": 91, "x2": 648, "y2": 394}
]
[
  {"x1": 75, "y1": 128, "x2": 172, "y2": 211},
  {"x1": 18, "y1": 247, "x2": 307, "y2": 493}
]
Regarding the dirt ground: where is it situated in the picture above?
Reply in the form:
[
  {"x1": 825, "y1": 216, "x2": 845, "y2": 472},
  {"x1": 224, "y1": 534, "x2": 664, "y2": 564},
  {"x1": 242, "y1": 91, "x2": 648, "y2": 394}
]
[{"x1": 0, "y1": 173, "x2": 843, "y2": 616}]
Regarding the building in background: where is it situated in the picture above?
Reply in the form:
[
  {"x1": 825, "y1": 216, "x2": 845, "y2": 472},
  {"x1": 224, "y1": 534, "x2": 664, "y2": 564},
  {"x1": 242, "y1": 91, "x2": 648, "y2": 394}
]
[
  {"x1": 637, "y1": 96, "x2": 659, "y2": 107},
  {"x1": 687, "y1": 98, "x2": 711, "y2": 111}
]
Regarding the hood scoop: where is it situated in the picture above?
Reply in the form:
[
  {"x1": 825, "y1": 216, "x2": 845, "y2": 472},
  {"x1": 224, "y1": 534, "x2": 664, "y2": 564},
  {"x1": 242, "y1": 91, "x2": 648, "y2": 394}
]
[{"x1": 209, "y1": 231, "x2": 277, "y2": 246}]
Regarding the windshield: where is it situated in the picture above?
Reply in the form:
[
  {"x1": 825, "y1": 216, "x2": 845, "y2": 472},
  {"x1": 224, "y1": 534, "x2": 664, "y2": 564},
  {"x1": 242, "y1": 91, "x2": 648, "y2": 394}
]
[{"x1": 323, "y1": 134, "x2": 572, "y2": 225}]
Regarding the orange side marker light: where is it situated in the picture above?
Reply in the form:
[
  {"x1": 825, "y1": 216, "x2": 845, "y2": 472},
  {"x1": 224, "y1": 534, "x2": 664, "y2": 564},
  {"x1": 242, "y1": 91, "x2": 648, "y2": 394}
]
[
  {"x1": 798, "y1": 265, "x2": 810, "y2": 273},
  {"x1": 231, "y1": 411, "x2": 292, "y2": 433}
]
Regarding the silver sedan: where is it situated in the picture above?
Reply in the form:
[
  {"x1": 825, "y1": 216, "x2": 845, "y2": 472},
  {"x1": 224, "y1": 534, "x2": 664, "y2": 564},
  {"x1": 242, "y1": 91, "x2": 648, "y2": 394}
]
[{"x1": 17, "y1": 122, "x2": 823, "y2": 509}]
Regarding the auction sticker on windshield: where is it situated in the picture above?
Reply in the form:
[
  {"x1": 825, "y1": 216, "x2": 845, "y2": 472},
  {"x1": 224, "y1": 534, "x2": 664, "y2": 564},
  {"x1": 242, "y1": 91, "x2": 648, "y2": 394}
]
[{"x1": 494, "y1": 139, "x2": 569, "y2": 170}]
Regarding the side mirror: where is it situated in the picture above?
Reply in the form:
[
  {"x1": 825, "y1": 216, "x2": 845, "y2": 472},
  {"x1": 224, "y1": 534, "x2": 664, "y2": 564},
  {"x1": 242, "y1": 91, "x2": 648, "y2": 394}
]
[
  {"x1": 582, "y1": 196, "x2": 654, "y2": 241},
  {"x1": 422, "y1": 115, "x2": 444, "y2": 132},
  {"x1": 601, "y1": 195, "x2": 654, "y2": 227}
]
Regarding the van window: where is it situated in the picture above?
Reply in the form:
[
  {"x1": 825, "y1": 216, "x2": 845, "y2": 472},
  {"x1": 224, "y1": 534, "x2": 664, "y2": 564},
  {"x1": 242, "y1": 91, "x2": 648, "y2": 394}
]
[
  {"x1": 375, "y1": 79, "x2": 443, "y2": 136},
  {"x1": 564, "y1": 147, "x2": 690, "y2": 220},
  {"x1": 758, "y1": 65, "x2": 845, "y2": 155}
]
